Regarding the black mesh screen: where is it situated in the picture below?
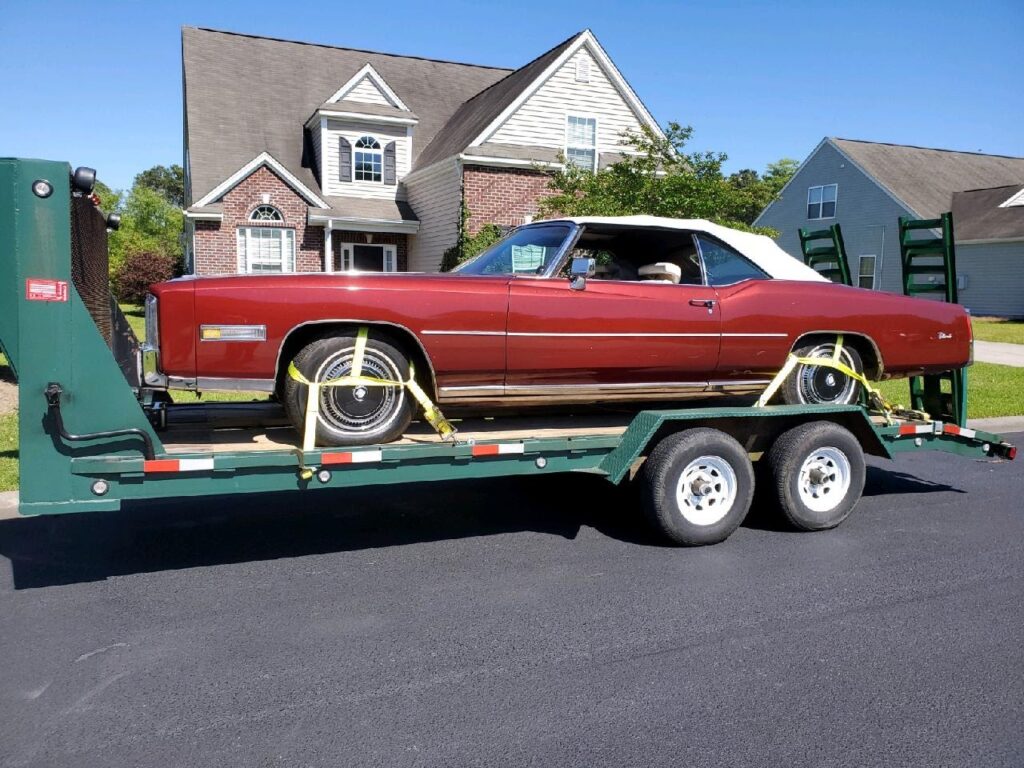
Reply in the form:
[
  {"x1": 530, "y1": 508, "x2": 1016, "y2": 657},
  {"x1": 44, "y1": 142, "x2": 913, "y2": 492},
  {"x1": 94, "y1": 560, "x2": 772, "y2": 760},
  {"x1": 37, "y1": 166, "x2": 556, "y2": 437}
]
[{"x1": 69, "y1": 195, "x2": 112, "y2": 346}]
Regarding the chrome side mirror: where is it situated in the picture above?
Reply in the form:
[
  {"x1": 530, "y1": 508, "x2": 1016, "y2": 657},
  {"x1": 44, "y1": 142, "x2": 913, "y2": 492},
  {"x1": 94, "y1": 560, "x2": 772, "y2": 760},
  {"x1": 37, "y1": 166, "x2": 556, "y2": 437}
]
[{"x1": 569, "y1": 257, "x2": 595, "y2": 291}]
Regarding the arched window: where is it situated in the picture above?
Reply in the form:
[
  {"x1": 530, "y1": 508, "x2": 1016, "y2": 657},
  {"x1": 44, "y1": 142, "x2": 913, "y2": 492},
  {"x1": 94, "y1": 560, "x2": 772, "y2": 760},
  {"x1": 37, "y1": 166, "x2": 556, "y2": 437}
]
[
  {"x1": 354, "y1": 135, "x2": 383, "y2": 182},
  {"x1": 250, "y1": 205, "x2": 283, "y2": 222}
]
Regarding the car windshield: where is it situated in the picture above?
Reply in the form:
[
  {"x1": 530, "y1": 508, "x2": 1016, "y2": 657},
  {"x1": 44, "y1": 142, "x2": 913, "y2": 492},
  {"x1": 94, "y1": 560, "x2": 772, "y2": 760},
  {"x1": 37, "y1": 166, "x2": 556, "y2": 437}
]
[{"x1": 453, "y1": 224, "x2": 574, "y2": 276}]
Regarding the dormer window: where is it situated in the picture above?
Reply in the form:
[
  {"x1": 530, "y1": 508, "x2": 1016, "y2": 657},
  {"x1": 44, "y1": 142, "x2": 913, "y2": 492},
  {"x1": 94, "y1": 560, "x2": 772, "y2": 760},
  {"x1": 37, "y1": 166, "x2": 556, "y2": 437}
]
[
  {"x1": 250, "y1": 204, "x2": 283, "y2": 221},
  {"x1": 354, "y1": 136, "x2": 383, "y2": 182}
]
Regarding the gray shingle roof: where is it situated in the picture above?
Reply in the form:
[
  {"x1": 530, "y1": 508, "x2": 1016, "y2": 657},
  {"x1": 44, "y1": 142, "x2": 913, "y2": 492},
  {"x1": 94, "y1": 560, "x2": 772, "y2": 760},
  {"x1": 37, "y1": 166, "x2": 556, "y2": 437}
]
[
  {"x1": 183, "y1": 27, "x2": 511, "y2": 203},
  {"x1": 832, "y1": 138, "x2": 1024, "y2": 218},
  {"x1": 316, "y1": 100, "x2": 418, "y2": 121},
  {"x1": 414, "y1": 32, "x2": 583, "y2": 170},
  {"x1": 951, "y1": 185, "x2": 1024, "y2": 241},
  {"x1": 311, "y1": 196, "x2": 418, "y2": 223}
]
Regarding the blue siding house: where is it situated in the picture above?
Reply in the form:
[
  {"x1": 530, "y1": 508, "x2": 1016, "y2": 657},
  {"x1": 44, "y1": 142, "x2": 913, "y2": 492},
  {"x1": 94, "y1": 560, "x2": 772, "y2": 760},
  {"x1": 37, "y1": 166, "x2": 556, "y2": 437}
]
[{"x1": 756, "y1": 138, "x2": 1024, "y2": 317}]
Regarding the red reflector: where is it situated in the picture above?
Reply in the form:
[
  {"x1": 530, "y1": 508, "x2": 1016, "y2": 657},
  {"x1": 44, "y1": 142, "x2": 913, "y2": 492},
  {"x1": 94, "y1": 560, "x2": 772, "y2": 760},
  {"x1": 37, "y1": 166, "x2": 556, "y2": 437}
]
[
  {"x1": 321, "y1": 453, "x2": 353, "y2": 465},
  {"x1": 1009, "y1": 446, "x2": 1017, "y2": 461},
  {"x1": 471, "y1": 444, "x2": 501, "y2": 457},
  {"x1": 143, "y1": 459, "x2": 179, "y2": 473},
  {"x1": 943, "y1": 424, "x2": 961, "y2": 436},
  {"x1": 898, "y1": 425, "x2": 917, "y2": 436}
]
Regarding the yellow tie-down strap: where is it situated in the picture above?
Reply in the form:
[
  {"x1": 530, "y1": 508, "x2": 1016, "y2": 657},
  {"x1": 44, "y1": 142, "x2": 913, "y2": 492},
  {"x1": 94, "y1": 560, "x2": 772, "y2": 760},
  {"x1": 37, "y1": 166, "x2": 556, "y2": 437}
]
[
  {"x1": 754, "y1": 334, "x2": 915, "y2": 424},
  {"x1": 287, "y1": 326, "x2": 457, "y2": 453}
]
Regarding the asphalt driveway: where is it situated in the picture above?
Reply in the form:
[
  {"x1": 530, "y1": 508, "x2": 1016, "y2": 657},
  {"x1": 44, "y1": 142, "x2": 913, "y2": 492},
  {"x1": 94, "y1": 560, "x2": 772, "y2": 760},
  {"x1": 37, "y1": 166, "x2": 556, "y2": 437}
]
[{"x1": 0, "y1": 434, "x2": 1021, "y2": 767}]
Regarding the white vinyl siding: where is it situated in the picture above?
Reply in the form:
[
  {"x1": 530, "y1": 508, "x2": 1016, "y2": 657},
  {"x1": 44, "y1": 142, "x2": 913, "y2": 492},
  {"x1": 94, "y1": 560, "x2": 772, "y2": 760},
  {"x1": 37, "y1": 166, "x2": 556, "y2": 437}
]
[
  {"x1": 406, "y1": 159, "x2": 462, "y2": 272},
  {"x1": 236, "y1": 227, "x2": 295, "y2": 273},
  {"x1": 345, "y1": 75, "x2": 392, "y2": 106},
  {"x1": 486, "y1": 47, "x2": 644, "y2": 153},
  {"x1": 322, "y1": 118, "x2": 409, "y2": 199}
]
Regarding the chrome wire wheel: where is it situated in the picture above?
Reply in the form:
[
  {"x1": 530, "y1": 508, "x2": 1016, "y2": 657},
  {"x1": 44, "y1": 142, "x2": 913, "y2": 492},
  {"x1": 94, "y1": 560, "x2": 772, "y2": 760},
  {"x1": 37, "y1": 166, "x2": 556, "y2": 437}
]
[
  {"x1": 674, "y1": 455, "x2": 738, "y2": 526},
  {"x1": 796, "y1": 446, "x2": 851, "y2": 513},
  {"x1": 795, "y1": 343, "x2": 859, "y2": 405},
  {"x1": 314, "y1": 347, "x2": 406, "y2": 435}
]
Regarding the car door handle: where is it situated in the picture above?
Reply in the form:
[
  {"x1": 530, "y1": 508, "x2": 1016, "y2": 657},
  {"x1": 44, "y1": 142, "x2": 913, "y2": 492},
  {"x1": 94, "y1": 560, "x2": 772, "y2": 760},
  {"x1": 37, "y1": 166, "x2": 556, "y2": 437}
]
[{"x1": 689, "y1": 299, "x2": 717, "y2": 308}]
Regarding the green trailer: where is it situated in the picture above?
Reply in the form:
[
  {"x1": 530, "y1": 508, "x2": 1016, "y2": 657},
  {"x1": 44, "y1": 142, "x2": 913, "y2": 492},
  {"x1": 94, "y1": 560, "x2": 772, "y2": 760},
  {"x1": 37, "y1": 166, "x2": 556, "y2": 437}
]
[{"x1": 0, "y1": 159, "x2": 1016, "y2": 546}]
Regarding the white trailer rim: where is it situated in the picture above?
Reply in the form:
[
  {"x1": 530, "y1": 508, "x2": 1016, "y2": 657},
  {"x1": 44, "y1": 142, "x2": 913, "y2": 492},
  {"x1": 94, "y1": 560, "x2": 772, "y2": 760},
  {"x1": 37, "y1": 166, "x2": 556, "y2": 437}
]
[
  {"x1": 674, "y1": 455, "x2": 738, "y2": 526},
  {"x1": 797, "y1": 446, "x2": 851, "y2": 512}
]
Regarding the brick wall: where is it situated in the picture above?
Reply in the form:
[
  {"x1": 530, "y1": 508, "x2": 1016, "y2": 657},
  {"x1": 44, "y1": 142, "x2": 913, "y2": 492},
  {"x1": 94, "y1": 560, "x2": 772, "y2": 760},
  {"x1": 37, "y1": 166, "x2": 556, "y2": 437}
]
[
  {"x1": 330, "y1": 231, "x2": 409, "y2": 272},
  {"x1": 462, "y1": 165, "x2": 555, "y2": 235},
  {"x1": 193, "y1": 165, "x2": 324, "y2": 275}
]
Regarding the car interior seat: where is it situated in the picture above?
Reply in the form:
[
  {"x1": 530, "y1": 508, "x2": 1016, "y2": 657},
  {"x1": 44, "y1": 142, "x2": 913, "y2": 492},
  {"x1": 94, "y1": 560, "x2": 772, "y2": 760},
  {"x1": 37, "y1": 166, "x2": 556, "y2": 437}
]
[{"x1": 638, "y1": 262, "x2": 683, "y2": 284}]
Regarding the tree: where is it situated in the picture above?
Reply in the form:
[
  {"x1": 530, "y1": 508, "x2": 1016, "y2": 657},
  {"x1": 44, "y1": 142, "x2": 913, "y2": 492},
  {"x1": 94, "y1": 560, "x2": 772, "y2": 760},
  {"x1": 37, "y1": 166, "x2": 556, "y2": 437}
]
[
  {"x1": 133, "y1": 164, "x2": 185, "y2": 208},
  {"x1": 539, "y1": 123, "x2": 796, "y2": 232},
  {"x1": 108, "y1": 185, "x2": 183, "y2": 271},
  {"x1": 93, "y1": 179, "x2": 122, "y2": 213}
]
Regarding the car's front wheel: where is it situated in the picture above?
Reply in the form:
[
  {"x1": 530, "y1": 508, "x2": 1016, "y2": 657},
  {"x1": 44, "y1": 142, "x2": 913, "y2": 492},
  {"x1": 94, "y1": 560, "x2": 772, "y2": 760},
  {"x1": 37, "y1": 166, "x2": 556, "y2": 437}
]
[
  {"x1": 781, "y1": 339, "x2": 864, "y2": 406},
  {"x1": 283, "y1": 331, "x2": 414, "y2": 446}
]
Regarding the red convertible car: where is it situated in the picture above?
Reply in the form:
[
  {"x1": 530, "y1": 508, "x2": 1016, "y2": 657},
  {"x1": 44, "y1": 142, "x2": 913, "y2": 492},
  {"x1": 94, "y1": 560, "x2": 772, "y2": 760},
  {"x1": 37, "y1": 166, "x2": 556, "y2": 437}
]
[{"x1": 144, "y1": 216, "x2": 972, "y2": 445}]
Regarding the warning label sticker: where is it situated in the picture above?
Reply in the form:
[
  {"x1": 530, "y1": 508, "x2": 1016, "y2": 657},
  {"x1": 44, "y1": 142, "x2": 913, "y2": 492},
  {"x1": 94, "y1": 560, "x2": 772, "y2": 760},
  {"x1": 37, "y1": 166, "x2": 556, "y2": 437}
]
[{"x1": 25, "y1": 278, "x2": 69, "y2": 302}]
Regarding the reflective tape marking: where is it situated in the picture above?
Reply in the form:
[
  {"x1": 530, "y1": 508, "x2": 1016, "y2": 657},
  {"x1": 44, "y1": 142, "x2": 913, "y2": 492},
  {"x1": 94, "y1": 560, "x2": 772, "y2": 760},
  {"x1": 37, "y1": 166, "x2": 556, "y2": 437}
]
[
  {"x1": 143, "y1": 458, "x2": 215, "y2": 473},
  {"x1": 471, "y1": 443, "x2": 526, "y2": 457},
  {"x1": 321, "y1": 450, "x2": 383, "y2": 465},
  {"x1": 898, "y1": 424, "x2": 932, "y2": 436}
]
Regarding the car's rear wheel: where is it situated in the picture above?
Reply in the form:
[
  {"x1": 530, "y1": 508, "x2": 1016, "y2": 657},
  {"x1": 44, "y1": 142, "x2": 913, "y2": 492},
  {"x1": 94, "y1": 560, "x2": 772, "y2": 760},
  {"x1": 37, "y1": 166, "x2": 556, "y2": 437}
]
[
  {"x1": 781, "y1": 340, "x2": 864, "y2": 406},
  {"x1": 283, "y1": 331, "x2": 414, "y2": 447}
]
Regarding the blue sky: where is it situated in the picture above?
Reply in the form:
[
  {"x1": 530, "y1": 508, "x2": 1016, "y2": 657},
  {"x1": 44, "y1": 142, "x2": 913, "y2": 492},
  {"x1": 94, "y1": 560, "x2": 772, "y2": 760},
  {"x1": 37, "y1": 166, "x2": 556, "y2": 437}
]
[{"x1": 2, "y1": 0, "x2": 1021, "y2": 192}]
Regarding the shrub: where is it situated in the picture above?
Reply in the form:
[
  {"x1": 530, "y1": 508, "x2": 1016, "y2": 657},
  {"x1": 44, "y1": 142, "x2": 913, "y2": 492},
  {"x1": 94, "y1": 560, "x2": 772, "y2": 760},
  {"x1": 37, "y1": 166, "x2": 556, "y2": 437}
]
[
  {"x1": 111, "y1": 250, "x2": 179, "y2": 303},
  {"x1": 441, "y1": 223, "x2": 507, "y2": 272}
]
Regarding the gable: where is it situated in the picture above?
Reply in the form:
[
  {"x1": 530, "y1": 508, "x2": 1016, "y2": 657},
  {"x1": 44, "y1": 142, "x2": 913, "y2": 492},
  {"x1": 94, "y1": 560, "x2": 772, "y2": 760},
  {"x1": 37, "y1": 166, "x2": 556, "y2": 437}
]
[
  {"x1": 326, "y1": 63, "x2": 410, "y2": 111},
  {"x1": 483, "y1": 44, "x2": 648, "y2": 151}
]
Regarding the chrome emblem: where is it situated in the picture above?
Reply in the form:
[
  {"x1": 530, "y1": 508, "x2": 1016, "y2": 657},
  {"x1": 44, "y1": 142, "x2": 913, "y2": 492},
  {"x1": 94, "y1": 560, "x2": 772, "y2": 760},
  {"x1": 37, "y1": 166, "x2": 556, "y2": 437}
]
[{"x1": 937, "y1": 332, "x2": 953, "y2": 340}]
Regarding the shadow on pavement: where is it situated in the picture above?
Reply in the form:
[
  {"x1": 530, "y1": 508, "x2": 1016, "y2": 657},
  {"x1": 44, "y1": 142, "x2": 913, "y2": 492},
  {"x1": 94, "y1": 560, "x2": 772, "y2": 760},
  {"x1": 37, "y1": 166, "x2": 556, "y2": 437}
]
[
  {"x1": 0, "y1": 473, "x2": 666, "y2": 589},
  {"x1": 0, "y1": 462, "x2": 963, "y2": 589}
]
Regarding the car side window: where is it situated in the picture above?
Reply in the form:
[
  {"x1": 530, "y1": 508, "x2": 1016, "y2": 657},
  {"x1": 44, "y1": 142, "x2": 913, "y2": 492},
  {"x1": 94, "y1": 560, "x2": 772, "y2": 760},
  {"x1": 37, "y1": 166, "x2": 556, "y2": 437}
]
[{"x1": 696, "y1": 236, "x2": 768, "y2": 285}]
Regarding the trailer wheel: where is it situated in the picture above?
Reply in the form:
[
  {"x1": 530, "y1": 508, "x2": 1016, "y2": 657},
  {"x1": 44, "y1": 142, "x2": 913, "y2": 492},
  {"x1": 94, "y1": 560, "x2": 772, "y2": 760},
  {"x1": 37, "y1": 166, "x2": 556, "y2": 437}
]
[
  {"x1": 640, "y1": 428, "x2": 755, "y2": 546},
  {"x1": 764, "y1": 421, "x2": 866, "y2": 531},
  {"x1": 283, "y1": 330, "x2": 414, "y2": 447}
]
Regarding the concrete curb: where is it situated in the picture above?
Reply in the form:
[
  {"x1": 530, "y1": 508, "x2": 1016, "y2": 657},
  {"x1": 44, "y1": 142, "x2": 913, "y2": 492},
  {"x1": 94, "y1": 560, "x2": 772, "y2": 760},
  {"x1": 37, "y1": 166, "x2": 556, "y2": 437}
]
[
  {"x1": 0, "y1": 490, "x2": 20, "y2": 520},
  {"x1": 968, "y1": 416, "x2": 1024, "y2": 435}
]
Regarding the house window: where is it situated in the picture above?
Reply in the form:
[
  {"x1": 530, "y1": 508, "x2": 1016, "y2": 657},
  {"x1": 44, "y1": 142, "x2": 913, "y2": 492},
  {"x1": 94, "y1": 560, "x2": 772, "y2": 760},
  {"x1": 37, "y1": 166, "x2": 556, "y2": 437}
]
[
  {"x1": 566, "y1": 116, "x2": 597, "y2": 171},
  {"x1": 807, "y1": 184, "x2": 838, "y2": 219},
  {"x1": 858, "y1": 254, "x2": 876, "y2": 289},
  {"x1": 236, "y1": 227, "x2": 295, "y2": 273},
  {"x1": 354, "y1": 136, "x2": 383, "y2": 182},
  {"x1": 250, "y1": 205, "x2": 283, "y2": 222},
  {"x1": 336, "y1": 243, "x2": 397, "y2": 273}
]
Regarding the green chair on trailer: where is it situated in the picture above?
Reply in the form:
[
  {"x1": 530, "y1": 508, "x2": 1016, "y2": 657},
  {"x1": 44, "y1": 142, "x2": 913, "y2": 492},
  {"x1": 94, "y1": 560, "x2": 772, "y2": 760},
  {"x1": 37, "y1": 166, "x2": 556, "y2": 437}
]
[
  {"x1": 898, "y1": 212, "x2": 966, "y2": 426},
  {"x1": 798, "y1": 224, "x2": 852, "y2": 285}
]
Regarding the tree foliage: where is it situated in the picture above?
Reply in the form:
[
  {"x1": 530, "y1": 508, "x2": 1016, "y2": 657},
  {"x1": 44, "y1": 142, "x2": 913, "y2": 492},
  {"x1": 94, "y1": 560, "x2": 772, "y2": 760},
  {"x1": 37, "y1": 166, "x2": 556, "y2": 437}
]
[
  {"x1": 538, "y1": 123, "x2": 797, "y2": 233},
  {"x1": 440, "y1": 201, "x2": 508, "y2": 271},
  {"x1": 107, "y1": 185, "x2": 184, "y2": 272},
  {"x1": 133, "y1": 164, "x2": 185, "y2": 208}
]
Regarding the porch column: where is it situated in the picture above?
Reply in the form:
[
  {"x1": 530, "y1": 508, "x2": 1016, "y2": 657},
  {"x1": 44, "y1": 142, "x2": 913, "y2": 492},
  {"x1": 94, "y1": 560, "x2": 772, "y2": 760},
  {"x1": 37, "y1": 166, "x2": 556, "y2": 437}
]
[{"x1": 324, "y1": 223, "x2": 333, "y2": 273}]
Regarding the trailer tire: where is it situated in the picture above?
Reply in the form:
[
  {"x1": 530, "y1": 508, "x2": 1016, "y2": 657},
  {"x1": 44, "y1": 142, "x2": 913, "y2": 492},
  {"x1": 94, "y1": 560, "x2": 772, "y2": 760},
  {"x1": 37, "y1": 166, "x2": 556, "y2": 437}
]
[
  {"x1": 283, "y1": 330, "x2": 414, "y2": 447},
  {"x1": 640, "y1": 428, "x2": 755, "y2": 546},
  {"x1": 765, "y1": 421, "x2": 865, "y2": 531}
]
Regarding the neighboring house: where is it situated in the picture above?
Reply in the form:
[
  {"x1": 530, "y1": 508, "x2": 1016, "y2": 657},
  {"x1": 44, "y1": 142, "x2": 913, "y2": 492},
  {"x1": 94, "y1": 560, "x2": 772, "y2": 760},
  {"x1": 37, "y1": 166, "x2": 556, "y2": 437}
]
[
  {"x1": 755, "y1": 138, "x2": 1024, "y2": 317},
  {"x1": 182, "y1": 27, "x2": 660, "y2": 276}
]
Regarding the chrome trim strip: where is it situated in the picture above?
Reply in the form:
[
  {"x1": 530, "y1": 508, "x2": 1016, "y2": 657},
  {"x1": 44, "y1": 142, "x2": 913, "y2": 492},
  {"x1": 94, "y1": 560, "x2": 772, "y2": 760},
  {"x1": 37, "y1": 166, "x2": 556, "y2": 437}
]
[
  {"x1": 440, "y1": 379, "x2": 772, "y2": 398},
  {"x1": 168, "y1": 376, "x2": 275, "y2": 393},
  {"x1": 424, "y1": 331, "x2": 788, "y2": 338}
]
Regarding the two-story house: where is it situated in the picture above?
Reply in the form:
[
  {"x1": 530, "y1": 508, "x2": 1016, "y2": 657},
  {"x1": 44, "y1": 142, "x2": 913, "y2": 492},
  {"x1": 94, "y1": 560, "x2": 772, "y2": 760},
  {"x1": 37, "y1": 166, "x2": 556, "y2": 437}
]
[
  {"x1": 755, "y1": 138, "x2": 1024, "y2": 317},
  {"x1": 182, "y1": 27, "x2": 661, "y2": 276}
]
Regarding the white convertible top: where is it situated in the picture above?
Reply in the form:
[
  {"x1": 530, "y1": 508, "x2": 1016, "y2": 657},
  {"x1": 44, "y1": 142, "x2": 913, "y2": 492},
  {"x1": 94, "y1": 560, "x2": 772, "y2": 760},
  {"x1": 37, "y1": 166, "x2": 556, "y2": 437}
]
[{"x1": 543, "y1": 215, "x2": 828, "y2": 283}]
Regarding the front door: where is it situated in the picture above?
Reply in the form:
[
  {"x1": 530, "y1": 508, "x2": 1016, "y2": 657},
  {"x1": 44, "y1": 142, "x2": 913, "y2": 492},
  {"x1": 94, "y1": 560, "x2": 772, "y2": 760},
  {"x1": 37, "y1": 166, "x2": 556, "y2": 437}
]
[
  {"x1": 335, "y1": 243, "x2": 397, "y2": 272},
  {"x1": 505, "y1": 277, "x2": 722, "y2": 393}
]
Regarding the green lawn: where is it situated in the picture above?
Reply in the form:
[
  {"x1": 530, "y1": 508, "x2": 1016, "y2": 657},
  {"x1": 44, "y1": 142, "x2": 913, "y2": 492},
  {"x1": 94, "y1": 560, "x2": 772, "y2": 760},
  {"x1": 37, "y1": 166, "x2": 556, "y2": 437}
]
[
  {"x1": 0, "y1": 413, "x2": 16, "y2": 492},
  {"x1": 972, "y1": 317, "x2": 1024, "y2": 345},
  {"x1": 875, "y1": 362, "x2": 1024, "y2": 419}
]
